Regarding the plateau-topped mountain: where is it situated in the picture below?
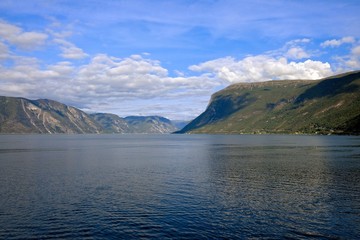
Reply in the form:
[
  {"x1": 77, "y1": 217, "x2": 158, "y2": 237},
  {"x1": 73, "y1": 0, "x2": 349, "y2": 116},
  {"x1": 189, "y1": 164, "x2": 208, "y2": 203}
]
[
  {"x1": 0, "y1": 97, "x2": 102, "y2": 134},
  {"x1": 0, "y1": 97, "x2": 180, "y2": 134},
  {"x1": 177, "y1": 71, "x2": 360, "y2": 135}
]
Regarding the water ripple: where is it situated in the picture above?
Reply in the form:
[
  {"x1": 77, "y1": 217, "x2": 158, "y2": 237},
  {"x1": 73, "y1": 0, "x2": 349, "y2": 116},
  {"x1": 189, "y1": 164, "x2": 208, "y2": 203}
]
[{"x1": 0, "y1": 134, "x2": 359, "y2": 239}]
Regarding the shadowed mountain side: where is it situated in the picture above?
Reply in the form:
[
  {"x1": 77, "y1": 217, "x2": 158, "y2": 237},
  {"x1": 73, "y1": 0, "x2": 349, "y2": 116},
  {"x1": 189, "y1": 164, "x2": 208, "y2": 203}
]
[
  {"x1": 179, "y1": 93, "x2": 256, "y2": 133},
  {"x1": 295, "y1": 71, "x2": 360, "y2": 104},
  {"x1": 177, "y1": 71, "x2": 360, "y2": 135}
]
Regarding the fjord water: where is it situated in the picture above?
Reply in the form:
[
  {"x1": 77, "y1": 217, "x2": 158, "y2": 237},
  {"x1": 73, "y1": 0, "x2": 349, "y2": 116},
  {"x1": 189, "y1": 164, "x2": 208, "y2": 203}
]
[{"x1": 0, "y1": 134, "x2": 359, "y2": 239}]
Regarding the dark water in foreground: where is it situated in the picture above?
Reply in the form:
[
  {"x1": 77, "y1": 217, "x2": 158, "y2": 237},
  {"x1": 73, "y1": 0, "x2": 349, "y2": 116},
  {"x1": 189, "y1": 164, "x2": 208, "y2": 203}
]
[{"x1": 0, "y1": 134, "x2": 359, "y2": 239}]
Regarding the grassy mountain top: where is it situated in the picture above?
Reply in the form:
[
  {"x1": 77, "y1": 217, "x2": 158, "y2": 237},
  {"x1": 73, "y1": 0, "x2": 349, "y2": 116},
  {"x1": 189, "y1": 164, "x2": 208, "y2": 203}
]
[{"x1": 178, "y1": 71, "x2": 360, "y2": 135}]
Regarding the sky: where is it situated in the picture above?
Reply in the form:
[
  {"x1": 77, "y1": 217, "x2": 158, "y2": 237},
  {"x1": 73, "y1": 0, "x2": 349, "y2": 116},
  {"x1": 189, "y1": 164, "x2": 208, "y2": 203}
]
[{"x1": 0, "y1": 0, "x2": 359, "y2": 120}]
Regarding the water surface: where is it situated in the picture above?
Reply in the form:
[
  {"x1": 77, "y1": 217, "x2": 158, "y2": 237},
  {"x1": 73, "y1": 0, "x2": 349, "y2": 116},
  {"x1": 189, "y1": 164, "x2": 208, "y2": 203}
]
[{"x1": 0, "y1": 134, "x2": 359, "y2": 239}]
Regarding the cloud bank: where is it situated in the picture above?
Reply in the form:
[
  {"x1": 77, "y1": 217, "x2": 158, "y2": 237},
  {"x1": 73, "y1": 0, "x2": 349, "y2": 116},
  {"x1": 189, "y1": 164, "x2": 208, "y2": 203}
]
[{"x1": 0, "y1": 19, "x2": 359, "y2": 119}]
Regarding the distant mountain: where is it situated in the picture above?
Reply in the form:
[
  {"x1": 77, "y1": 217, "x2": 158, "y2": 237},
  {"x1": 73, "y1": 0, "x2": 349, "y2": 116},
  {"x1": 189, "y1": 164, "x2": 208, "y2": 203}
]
[
  {"x1": 177, "y1": 71, "x2": 360, "y2": 135},
  {"x1": 124, "y1": 116, "x2": 178, "y2": 133},
  {"x1": 90, "y1": 113, "x2": 131, "y2": 133},
  {"x1": 0, "y1": 97, "x2": 102, "y2": 133},
  {"x1": 90, "y1": 114, "x2": 178, "y2": 134}
]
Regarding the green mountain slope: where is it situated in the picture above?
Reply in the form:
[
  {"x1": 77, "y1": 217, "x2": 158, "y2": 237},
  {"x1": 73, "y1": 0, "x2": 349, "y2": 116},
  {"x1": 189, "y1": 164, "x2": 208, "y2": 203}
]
[
  {"x1": 178, "y1": 71, "x2": 360, "y2": 135},
  {"x1": 0, "y1": 97, "x2": 102, "y2": 133}
]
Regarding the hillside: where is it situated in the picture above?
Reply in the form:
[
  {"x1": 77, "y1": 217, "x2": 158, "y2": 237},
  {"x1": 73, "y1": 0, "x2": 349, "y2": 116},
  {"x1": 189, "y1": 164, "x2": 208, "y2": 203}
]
[
  {"x1": 0, "y1": 97, "x2": 102, "y2": 134},
  {"x1": 177, "y1": 71, "x2": 360, "y2": 135}
]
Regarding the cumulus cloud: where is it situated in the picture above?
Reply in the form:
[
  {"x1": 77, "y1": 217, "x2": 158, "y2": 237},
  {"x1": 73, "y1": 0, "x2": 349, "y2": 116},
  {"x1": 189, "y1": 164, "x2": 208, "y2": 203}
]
[
  {"x1": 321, "y1": 36, "x2": 355, "y2": 48},
  {"x1": 341, "y1": 44, "x2": 360, "y2": 69},
  {"x1": 189, "y1": 55, "x2": 333, "y2": 83},
  {"x1": 0, "y1": 20, "x2": 48, "y2": 50},
  {"x1": 54, "y1": 39, "x2": 88, "y2": 59},
  {"x1": 75, "y1": 54, "x2": 219, "y2": 99},
  {"x1": 0, "y1": 52, "x2": 220, "y2": 118},
  {"x1": 269, "y1": 38, "x2": 312, "y2": 60},
  {"x1": 285, "y1": 47, "x2": 310, "y2": 60},
  {"x1": 327, "y1": 39, "x2": 360, "y2": 70}
]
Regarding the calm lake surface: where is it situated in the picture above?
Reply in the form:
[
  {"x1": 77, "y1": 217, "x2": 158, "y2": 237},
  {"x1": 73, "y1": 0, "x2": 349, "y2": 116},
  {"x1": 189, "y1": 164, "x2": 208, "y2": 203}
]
[{"x1": 0, "y1": 134, "x2": 359, "y2": 239}]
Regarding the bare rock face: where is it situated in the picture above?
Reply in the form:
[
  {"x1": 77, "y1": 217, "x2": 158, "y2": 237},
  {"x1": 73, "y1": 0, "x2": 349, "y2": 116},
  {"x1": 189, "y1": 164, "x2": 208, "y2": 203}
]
[
  {"x1": 0, "y1": 97, "x2": 102, "y2": 134},
  {"x1": 124, "y1": 116, "x2": 178, "y2": 133},
  {"x1": 89, "y1": 113, "x2": 131, "y2": 133}
]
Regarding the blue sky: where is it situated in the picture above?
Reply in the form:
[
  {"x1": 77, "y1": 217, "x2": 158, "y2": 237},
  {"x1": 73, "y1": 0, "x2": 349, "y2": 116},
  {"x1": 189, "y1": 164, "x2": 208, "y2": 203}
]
[{"x1": 0, "y1": 0, "x2": 359, "y2": 120}]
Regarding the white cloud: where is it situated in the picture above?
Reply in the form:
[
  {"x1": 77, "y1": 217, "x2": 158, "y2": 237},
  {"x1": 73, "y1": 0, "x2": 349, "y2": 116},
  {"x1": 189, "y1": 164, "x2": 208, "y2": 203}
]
[
  {"x1": 286, "y1": 38, "x2": 311, "y2": 45},
  {"x1": 0, "y1": 20, "x2": 48, "y2": 50},
  {"x1": 352, "y1": 45, "x2": 360, "y2": 56},
  {"x1": 54, "y1": 39, "x2": 88, "y2": 59},
  {"x1": 343, "y1": 44, "x2": 360, "y2": 68},
  {"x1": 269, "y1": 38, "x2": 312, "y2": 60},
  {"x1": 75, "y1": 54, "x2": 219, "y2": 98},
  {"x1": 0, "y1": 52, "x2": 220, "y2": 118},
  {"x1": 321, "y1": 36, "x2": 355, "y2": 48},
  {"x1": 330, "y1": 42, "x2": 360, "y2": 70},
  {"x1": 0, "y1": 41, "x2": 9, "y2": 60},
  {"x1": 190, "y1": 55, "x2": 333, "y2": 83},
  {"x1": 286, "y1": 47, "x2": 310, "y2": 60}
]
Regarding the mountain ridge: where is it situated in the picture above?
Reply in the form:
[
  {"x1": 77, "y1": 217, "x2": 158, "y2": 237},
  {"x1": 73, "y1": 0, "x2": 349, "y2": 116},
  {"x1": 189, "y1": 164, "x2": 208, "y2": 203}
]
[
  {"x1": 0, "y1": 97, "x2": 180, "y2": 134},
  {"x1": 0, "y1": 96, "x2": 102, "y2": 134}
]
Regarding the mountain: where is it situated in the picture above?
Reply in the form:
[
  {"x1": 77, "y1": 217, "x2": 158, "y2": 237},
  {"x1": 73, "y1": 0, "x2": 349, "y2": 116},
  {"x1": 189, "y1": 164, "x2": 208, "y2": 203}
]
[
  {"x1": 124, "y1": 116, "x2": 178, "y2": 133},
  {"x1": 177, "y1": 71, "x2": 360, "y2": 135},
  {"x1": 0, "y1": 97, "x2": 180, "y2": 134},
  {"x1": 90, "y1": 114, "x2": 178, "y2": 134},
  {"x1": 89, "y1": 113, "x2": 131, "y2": 133},
  {"x1": 0, "y1": 97, "x2": 102, "y2": 133}
]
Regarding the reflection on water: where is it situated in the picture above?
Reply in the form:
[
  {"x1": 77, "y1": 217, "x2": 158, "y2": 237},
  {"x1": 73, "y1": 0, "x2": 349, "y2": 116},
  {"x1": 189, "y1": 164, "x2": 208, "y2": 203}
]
[{"x1": 0, "y1": 134, "x2": 359, "y2": 239}]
